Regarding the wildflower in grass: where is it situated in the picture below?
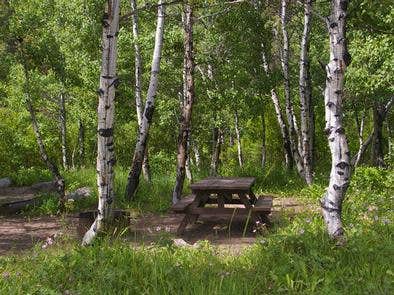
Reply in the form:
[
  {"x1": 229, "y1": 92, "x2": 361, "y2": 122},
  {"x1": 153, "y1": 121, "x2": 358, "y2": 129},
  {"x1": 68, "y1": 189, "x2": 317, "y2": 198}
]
[
  {"x1": 299, "y1": 229, "x2": 305, "y2": 235},
  {"x1": 374, "y1": 215, "x2": 379, "y2": 221},
  {"x1": 260, "y1": 239, "x2": 267, "y2": 244},
  {"x1": 382, "y1": 218, "x2": 390, "y2": 225},
  {"x1": 155, "y1": 226, "x2": 161, "y2": 232},
  {"x1": 2, "y1": 272, "x2": 10, "y2": 279},
  {"x1": 305, "y1": 218, "x2": 311, "y2": 223},
  {"x1": 165, "y1": 226, "x2": 171, "y2": 232}
]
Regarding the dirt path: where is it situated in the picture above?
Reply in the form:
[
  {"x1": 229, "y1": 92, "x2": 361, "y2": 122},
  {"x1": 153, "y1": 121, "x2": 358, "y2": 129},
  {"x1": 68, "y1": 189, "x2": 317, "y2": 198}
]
[{"x1": 0, "y1": 197, "x2": 317, "y2": 255}]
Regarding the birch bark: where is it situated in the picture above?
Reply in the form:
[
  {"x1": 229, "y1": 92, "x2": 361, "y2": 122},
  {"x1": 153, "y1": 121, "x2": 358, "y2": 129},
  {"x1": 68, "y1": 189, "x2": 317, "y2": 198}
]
[
  {"x1": 234, "y1": 110, "x2": 243, "y2": 167},
  {"x1": 320, "y1": 0, "x2": 351, "y2": 240},
  {"x1": 125, "y1": 0, "x2": 165, "y2": 200},
  {"x1": 299, "y1": 0, "x2": 314, "y2": 185},
  {"x1": 172, "y1": 3, "x2": 195, "y2": 204},
  {"x1": 82, "y1": 0, "x2": 120, "y2": 245},
  {"x1": 261, "y1": 45, "x2": 293, "y2": 169},
  {"x1": 281, "y1": 0, "x2": 302, "y2": 158},
  {"x1": 131, "y1": 0, "x2": 151, "y2": 182}
]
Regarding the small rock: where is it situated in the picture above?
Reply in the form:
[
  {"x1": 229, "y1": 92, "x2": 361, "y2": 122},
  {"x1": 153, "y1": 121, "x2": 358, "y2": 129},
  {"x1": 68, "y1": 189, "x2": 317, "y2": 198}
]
[
  {"x1": 66, "y1": 187, "x2": 92, "y2": 201},
  {"x1": 172, "y1": 238, "x2": 192, "y2": 247},
  {"x1": 0, "y1": 178, "x2": 12, "y2": 188}
]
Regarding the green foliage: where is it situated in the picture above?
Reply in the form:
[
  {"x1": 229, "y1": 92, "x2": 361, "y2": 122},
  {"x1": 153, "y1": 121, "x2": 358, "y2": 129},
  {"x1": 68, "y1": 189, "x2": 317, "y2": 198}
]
[{"x1": 1, "y1": 169, "x2": 393, "y2": 294}]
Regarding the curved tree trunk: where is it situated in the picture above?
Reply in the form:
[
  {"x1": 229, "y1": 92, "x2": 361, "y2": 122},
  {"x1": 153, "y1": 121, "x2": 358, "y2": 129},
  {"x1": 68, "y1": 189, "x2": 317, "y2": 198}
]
[
  {"x1": 83, "y1": 0, "x2": 120, "y2": 245},
  {"x1": 299, "y1": 0, "x2": 314, "y2": 185},
  {"x1": 172, "y1": 3, "x2": 195, "y2": 204},
  {"x1": 131, "y1": 0, "x2": 151, "y2": 183},
  {"x1": 320, "y1": 0, "x2": 351, "y2": 240},
  {"x1": 23, "y1": 66, "x2": 65, "y2": 206},
  {"x1": 125, "y1": 0, "x2": 165, "y2": 200}
]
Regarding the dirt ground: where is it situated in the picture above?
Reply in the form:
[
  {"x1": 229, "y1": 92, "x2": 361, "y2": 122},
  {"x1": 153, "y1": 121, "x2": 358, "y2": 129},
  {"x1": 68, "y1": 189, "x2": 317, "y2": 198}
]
[{"x1": 0, "y1": 197, "x2": 317, "y2": 255}]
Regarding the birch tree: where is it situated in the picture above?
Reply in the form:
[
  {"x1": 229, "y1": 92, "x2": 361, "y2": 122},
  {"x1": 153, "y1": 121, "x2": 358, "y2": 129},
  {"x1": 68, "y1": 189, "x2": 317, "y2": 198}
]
[
  {"x1": 280, "y1": 0, "x2": 302, "y2": 159},
  {"x1": 299, "y1": 0, "x2": 314, "y2": 185},
  {"x1": 131, "y1": 0, "x2": 151, "y2": 182},
  {"x1": 125, "y1": 0, "x2": 165, "y2": 200},
  {"x1": 320, "y1": 0, "x2": 351, "y2": 240},
  {"x1": 261, "y1": 45, "x2": 293, "y2": 169},
  {"x1": 172, "y1": 2, "x2": 195, "y2": 204},
  {"x1": 82, "y1": 0, "x2": 120, "y2": 245},
  {"x1": 234, "y1": 110, "x2": 243, "y2": 167}
]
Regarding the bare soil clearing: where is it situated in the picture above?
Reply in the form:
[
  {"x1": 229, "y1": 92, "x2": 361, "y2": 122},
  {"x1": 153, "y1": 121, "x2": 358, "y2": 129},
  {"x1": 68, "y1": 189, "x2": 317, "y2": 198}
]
[{"x1": 0, "y1": 196, "x2": 317, "y2": 255}]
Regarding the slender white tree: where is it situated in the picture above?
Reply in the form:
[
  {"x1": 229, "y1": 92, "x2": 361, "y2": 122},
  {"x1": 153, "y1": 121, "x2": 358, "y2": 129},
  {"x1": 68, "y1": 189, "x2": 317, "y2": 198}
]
[
  {"x1": 82, "y1": 0, "x2": 120, "y2": 245},
  {"x1": 299, "y1": 0, "x2": 314, "y2": 185},
  {"x1": 125, "y1": 0, "x2": 165, "y2": 200},
  {"x1": 172, "y1": 2, "x2": 195, "y2": 204},
  {"x1": 320, "y1": 0, "x2": 352, "y2": 240},
  {"x1": 130, "y1": 0, "x2": 151, "y2": 182}
]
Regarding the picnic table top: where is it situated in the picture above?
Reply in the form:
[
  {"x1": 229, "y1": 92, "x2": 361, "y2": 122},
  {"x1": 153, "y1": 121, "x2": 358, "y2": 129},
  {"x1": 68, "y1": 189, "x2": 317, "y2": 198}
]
[{"x1": 190, "y1": 177, "x2": 255, "y2": 192}]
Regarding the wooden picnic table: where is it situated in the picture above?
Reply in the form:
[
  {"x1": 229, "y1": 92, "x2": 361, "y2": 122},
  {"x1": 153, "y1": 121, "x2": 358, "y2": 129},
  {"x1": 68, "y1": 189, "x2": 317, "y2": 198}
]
[{"x1": 172, "y1": 177, "x2": 272, "y2": 235}]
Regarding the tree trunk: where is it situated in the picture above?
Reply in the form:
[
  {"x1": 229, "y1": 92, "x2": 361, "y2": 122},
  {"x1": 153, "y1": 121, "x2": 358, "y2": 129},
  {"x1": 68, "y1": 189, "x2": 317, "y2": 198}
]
[
  {"x1": 59, "y1": 92, "x2": 68, "y2": 170},
  {"x1": 261, "y1": 45, "x2": 293, "y2": 169},
  {"x1": 261, "y1": 110, "x2": 266, "y2": 169},
  {"x1": 172, "y1": 3, "x2": 195, "y2": 204},
  {"x1": 353, "y1": 105, "x2": 366, "y2": 168},
  {"x1": 210, "y1": 127, "x2": 221, "y2": 176},
  {"x1": 23, "y1": 66, "x2": 65, "y2": 206},
  {"x1": 320, "y1": 0, "x2": 351, "y2": 240},
  {"x1": 131, "y1": 0, "x2": 151, "y2": 183},
  {"x1": 281, "y1": 0, "x2": 302, "y2": 158},
  {"x1": 192, "y1": 141, "x2": 201, "y2": 169},
  {"x1": 185, "y1": 136, "x2": 193, "y2": 181},
  {"x1": 78, "y1": 118, "x2": 85, "y2": 167},
  {"x1": 125, "y1": 0, "x2": 165, "y2": 200},
  {"x1": 82, "y1": 0, "x2": 120, "y2": 246},
  {"x1": 299, "y1": 0, "x2": 314, "y2": 185},
  {"x1": 234, "y1": 110, "x2": 243, "y2": 167},
  {"x1": 371, "y1": 101, "x2": 385, "y2": 167}
]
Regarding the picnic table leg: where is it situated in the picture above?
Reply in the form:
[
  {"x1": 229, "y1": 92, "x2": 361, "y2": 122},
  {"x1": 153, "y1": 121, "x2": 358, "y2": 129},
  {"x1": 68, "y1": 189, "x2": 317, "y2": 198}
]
[
  {"x1": 248, "y1": 191, "x2": 257, "y2": 204},
  {"x1": 217, "y1": 193, "x2": 225, "y2": 208},
  {"x1": 176, "y1": 193, "x2": 209, "y2": 235}
]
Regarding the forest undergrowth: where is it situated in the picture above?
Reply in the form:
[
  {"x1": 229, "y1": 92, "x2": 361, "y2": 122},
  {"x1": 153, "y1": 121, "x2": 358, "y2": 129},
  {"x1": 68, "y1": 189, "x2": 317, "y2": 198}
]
[{"x1": 0, "y1": 166, "x2": 392, "y2": 294}]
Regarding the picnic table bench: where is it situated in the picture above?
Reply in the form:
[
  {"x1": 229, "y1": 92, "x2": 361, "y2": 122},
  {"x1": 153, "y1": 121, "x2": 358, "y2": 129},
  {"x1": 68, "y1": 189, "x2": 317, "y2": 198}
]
[{"x1": 171, "y1": 177, "x2": 272, "y2": 235}]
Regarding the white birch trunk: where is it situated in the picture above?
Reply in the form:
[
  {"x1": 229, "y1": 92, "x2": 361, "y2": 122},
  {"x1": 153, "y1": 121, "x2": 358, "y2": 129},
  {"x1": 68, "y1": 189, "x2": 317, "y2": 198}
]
[
  {"x1": 82, "y1": 0, "x2": 120, "y2": 245},
  {"x1": 234, "y1": 110, "x2": 243, "y2": 167},
  {"x1": 320, "y1": 0, "x2": 351, "y2": 240},
  {"x1": 172, "y1": 3, "x2": 195, "y2": 204},
  {"x1": 299, "y1": 0, "x2": 313, "y2": 185},
  {"x1": 131, "y1": 0, "x2": 151, "y2": 183},
  {"x1": 281, "y1": 0, "x2": 302, "y2": 159},
  {"x1": 353, "y1": 106, "x2": 366, "y2": 168},
  {"x1": 261, "y1": 44, "x2": 293, "y2": 169},
  {"x1": 125, "y1": 0, "x2": 165, "y2": 200}
]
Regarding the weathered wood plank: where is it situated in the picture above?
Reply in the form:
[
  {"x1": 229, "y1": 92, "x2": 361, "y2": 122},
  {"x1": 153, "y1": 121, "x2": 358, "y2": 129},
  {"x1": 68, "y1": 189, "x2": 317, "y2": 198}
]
[
  {"x1": 171, "y1": 194, "x2": 195, "y2": 212},
  {"x1": 190, "y1": 177, "x2": 255, "y2": 191}
]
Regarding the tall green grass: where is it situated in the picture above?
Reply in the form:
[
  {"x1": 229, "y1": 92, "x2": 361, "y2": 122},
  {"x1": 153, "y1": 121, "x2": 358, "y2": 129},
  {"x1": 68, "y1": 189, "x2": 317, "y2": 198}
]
[{"x1": 0, "y1": 167, "x2": 393, "y2": 294}]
